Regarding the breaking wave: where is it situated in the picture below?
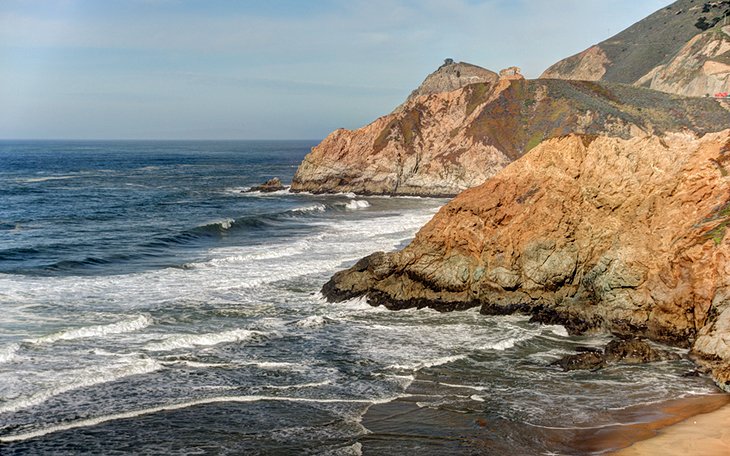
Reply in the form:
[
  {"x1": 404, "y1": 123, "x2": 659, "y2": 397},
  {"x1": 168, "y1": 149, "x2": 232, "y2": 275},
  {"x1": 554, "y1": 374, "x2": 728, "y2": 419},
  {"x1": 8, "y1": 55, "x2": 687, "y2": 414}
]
[
  {"x1": 0, "y1": 357, "x2": 161, "y2": 414},
  {"x1": 31, "y1": 315, "x2": 153, "y2": 345},
  {"x1": 144, "y1": 329, "x2": 264, "y2": 352}
]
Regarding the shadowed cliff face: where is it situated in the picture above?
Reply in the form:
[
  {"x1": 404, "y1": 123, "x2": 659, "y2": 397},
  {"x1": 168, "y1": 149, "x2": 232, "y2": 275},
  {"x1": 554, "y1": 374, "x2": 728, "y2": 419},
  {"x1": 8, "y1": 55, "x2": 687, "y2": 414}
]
[
  {"x1": 541, "y1": 0, "x2": 730, "y2": 97},
  {"x1": 322, "y1": 131, "x2": 730, "y2": 389},
  {"x1": 291, "y1": 76, "x2": 730, "y2": 197}
]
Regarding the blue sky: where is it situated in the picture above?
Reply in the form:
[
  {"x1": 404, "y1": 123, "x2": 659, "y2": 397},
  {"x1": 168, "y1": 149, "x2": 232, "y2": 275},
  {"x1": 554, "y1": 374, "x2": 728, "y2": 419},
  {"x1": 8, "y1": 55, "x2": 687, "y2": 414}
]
[{"x1": 0, "y1": 0, "x2": 672, "y2": 139}]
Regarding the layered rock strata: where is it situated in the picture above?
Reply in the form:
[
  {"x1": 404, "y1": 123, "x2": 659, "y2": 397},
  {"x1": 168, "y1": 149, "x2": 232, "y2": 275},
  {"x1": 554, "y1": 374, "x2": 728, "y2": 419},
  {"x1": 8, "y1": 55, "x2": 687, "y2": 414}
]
[
  {"x1": 322, "y1": 130, "x2": 730, "y2": 388},
  {"x1": 292, "y1": 76, "x2": 729, "y2": 196}
]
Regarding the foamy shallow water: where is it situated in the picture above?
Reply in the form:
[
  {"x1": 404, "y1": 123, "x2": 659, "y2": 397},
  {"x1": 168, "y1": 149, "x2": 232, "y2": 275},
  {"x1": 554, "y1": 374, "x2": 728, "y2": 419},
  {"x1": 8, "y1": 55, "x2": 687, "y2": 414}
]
[{"x1": 0, "y1": 141, "x2": 719, "y2": 454}]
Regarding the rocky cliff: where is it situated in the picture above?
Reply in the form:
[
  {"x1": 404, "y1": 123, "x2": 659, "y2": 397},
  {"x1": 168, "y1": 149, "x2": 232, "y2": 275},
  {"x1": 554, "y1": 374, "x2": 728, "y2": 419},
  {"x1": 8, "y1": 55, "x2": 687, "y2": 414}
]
[
  {"x1": 322, "y1": 130, "x2": 730, "y2": 388},
  {"x1": 291, "y1": 70, "x2": 730, "y2": 196},
  {"x1": 541, "y1": 0, "x2": 730, "y2": 98},
  {"x1": 396, "y1": 59, "x2": 498, "y2": 112}
]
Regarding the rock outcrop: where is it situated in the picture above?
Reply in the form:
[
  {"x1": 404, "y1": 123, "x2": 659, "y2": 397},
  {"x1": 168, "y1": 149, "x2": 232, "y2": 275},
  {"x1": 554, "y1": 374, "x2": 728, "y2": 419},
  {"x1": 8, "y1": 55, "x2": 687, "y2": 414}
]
[
  {"x1": 291, "y1": 75, "x2": 729, "y2": 196},
  {"x1": 541, "y1": 0, "x2": 730, "y2": 98},
  {"x1": 635, "y1": 26, "x2": 730, "y2": 98},
  {"x1": 553, "y1": 338, "x2": 681, "y2": 371},
  {"x1": 397, "y1": 59, "x2": 499, "y2": 112},
  {"x1": 322, "y1": 130, "x2": 730, "y2": 389},
  {"x1": 245, "y1": 177, "x2": 286, "y2": 193}
]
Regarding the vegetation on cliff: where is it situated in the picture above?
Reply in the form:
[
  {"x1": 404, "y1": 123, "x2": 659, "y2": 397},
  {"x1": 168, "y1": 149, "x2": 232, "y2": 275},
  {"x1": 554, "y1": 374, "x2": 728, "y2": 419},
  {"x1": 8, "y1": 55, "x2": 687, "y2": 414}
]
[
  {"x1": 541, "y1": 0, "x2": 730, "y2": 97},
  {"x1": 292, "y1": 75, "x2": 730, "y2": 196}
]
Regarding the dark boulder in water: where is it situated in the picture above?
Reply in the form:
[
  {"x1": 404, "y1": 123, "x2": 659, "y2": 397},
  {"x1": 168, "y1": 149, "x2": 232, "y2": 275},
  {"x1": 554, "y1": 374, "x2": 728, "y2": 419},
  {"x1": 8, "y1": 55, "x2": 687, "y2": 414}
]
[
  {"x1": 245, "y1": 177, "x2": 286, "y2": 193},
  {"x1": 554, "y1": 351, "x2": 605, "y2": 371},
  {"x1": 553, "y1": 338, "x2": 681, "y2": 371},
  {"x1": 603, "y1": 338, "x2": 681, "y2": 364}
]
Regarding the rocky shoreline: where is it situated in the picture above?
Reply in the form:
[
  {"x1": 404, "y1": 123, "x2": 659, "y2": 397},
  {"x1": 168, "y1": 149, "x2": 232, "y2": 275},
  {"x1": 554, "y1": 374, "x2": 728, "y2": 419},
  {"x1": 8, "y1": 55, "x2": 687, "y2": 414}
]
[{"x1": 321, "y1": 131, "x2": 730, "y2": 389}]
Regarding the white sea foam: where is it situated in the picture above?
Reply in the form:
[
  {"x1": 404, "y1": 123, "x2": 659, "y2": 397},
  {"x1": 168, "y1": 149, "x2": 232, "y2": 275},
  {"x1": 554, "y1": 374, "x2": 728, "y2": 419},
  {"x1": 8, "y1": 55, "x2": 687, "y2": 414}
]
[
  {"x1": 290, "y1": 315, "x2": 331, "y2": 329},
  {"x1": 20, "y1": 175, "x2": 77, "y2": 183},
  {"x1": 213, "y1": 218, "x2": 235, "y2": 230},
  {"x1": 243, "y1": 189, "x2": 291, "y2": 196},
  {"x1": 159, "y1": 360, "x2": 233, "y2": 369},
  {"x1": 438, "y1": 382, "x2": 487, "y2": 391},
  {"x1": 386, "y1": 354, "x2": 467, "y2": 371},
  {"x1": 240, "y1": 361, "x2": 306, "y2": 371},
  {"x1": 482, "y1": 336, "x2": 526, "y2": 351},
  {"x1": 30, "y1": 315, "x2": 153, "y2": 345},
  {"x1": 546, "y1": 325, "x2": 569, "y2": 337},
  {"x1": 144, "y1": 329, "x2": 262, "y2": 352},
  {"x1": 470, "y1": 395, "x2": 485, "y2": 402},
  {"x1": 0, "y1": 357, "x2": 161, "y2": 414},
  {"x1": 373, "y1": 373, "x2": 415, "y2": 390},
  {"x1": 343, "y1": 200, "x2": 370, "y2": 210},
  {"x1": 0, "y1": 394, "x2": 407, "y2": 443},
  {"x1": 264, "y1": 380, "x2": 332, "y2": 390},
  {"x1": 317, "y1": 442, "x2": 363, "y2": 456},
  {"x1": 292, "y1": 203, "x2": 326, "y2": 213},
  {"x1": 0, "y1": 343, "x2": 20, "y2": 363}
]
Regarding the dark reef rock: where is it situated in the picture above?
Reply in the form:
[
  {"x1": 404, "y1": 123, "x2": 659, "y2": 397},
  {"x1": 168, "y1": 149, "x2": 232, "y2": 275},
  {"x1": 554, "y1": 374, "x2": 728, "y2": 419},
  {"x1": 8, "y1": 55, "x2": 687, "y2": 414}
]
[
  {"x1": 553, "y1": 338, "x2": 681, "y2": 371},
  {"x1": 246, "y1": 177, "x2": 286, "y2": 193}
]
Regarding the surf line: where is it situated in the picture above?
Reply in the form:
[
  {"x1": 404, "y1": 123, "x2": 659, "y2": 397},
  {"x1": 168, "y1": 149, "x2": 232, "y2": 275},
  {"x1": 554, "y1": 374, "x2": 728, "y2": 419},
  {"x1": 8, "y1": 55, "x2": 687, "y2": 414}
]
[{"x1": 0, "y1": 394, "x2": 409, "y2": 443}]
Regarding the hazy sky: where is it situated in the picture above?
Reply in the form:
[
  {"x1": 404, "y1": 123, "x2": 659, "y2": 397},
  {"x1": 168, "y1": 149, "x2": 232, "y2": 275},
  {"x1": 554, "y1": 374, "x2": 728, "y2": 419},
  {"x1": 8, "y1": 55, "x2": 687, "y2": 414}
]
[{"x1": 0, "y1": 0, "x2": 673, "y2": 140}]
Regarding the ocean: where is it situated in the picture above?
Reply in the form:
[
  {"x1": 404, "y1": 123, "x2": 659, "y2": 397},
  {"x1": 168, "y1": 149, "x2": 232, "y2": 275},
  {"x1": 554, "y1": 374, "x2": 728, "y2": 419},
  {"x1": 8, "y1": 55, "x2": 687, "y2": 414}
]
[{"x1": 0, "y1": 140, "x2": 720, "y2": 455}]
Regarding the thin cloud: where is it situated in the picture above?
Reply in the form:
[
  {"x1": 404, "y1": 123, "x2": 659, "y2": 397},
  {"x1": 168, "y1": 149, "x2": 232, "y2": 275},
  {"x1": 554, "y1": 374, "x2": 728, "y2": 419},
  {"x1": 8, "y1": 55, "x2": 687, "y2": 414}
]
[{"x1": 0, "y1": 0, "x2": 673, "y2": 139}]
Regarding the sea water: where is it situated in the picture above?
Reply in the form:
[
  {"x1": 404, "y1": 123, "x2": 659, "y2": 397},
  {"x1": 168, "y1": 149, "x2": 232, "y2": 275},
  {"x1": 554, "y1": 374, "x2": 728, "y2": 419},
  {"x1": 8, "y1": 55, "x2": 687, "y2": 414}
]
[{"x1": 0, "y1": 140, "x2": 719, "y2": 454}]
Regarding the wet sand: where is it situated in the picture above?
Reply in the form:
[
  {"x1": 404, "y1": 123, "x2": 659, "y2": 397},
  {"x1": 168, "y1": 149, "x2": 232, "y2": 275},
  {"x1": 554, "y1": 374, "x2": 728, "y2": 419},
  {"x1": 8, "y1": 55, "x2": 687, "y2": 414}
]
[
  {"x1": 612, "y1": 396, "x2": 730, "y2": 455},
  {"x1": 360, "y1": 392, "x2": 730, "y2": 454}
]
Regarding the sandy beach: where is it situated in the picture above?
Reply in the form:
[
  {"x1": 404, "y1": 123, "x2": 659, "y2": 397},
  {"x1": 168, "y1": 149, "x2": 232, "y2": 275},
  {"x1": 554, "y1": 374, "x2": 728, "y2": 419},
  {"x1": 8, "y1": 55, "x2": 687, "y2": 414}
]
[{"x1": 613, "y1": 396, "x2": 730, "y2": 455}]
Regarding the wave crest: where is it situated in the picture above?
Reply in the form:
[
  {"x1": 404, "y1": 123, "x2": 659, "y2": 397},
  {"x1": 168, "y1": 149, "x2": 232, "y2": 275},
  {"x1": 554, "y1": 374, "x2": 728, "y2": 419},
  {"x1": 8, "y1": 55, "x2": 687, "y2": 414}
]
[
  {"x1": 144, "y1": 329, "x2": 263, "y2": 352},
  {"x1": 31, "y1": 315, "x2": 153, "y2": 345},
  {"x1": 344, "y1": 200, "x2": 370, "y2": 210}
]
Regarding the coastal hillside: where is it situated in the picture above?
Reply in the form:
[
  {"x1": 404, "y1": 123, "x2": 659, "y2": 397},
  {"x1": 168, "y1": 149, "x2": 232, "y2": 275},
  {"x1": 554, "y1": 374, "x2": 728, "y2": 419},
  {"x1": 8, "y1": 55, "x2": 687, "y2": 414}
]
[
  {"x1": 541, "y1": 0, "x2": 730, "y2": 97},
  {"x1": 322, "y1": 129, "x2": 730, "y2": 389},
  {"x1": 291, "y1": 61, "x2": 730, "y2": 196},
  {"x1": 395, "y1": 59, "x2": 498, "y2": 112}
]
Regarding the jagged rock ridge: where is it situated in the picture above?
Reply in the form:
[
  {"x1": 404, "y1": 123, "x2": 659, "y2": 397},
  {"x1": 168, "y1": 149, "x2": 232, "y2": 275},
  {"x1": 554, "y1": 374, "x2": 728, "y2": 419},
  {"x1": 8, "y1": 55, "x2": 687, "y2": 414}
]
[{"x1": 291, "y1": 74, "x2": 730, "y2": 196}]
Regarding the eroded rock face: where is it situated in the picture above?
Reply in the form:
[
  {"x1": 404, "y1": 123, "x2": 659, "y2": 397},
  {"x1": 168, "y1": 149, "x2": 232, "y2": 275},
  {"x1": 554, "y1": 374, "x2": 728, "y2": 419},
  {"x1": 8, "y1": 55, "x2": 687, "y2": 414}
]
[
  {"x1": 541, "y1": 0, "x2": 730, "y2": 97},
  {"x1": 291, "y1": 76, "x2": 730, "y2": 196},
  {"x1": 635, "y1": 26, "x2": 730, "y2": 97},
  {"x1": 322, "y1": 131, "x2": 730, "y2": 388}
]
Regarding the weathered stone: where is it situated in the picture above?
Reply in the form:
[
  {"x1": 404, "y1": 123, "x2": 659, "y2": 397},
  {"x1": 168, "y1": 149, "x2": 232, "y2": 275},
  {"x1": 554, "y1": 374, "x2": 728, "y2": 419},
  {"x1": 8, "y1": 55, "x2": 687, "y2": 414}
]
[
  {"x1": 554, "y1": 351, "x2": 605, "y2": 371},
  {"x1": 292, "y1": 61, "x2": 729, "y2": 197},
  {"x1": 553, "y1": 338, "x2": 680, "y2": 371},
  {"x1": 322, "y1": 130, "x2": 730, "y2": 387},
  {"x1": 246, "y1": 177, "x2": 286, "y2": 193},
  {"x1": 603, "y1": 338, "x2": 681, "y2": 364}
]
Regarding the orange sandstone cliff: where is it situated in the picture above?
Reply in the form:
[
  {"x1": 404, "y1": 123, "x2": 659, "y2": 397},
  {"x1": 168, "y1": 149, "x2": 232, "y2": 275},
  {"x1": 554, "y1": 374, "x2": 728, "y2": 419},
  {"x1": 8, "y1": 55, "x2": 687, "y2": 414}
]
[
  {"x1": 322, "y1": 131, "x2": 730, "y2": 388},
  {"x1": 291, "y1": 61, "x2": 729, "y2": 196}
]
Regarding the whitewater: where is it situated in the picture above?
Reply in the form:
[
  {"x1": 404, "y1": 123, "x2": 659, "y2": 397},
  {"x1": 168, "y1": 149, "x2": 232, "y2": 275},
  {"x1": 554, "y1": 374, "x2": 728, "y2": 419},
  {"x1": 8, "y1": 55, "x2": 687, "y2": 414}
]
[{"x1": 0, "y1": 140, "x2": 719, "y2": 454}]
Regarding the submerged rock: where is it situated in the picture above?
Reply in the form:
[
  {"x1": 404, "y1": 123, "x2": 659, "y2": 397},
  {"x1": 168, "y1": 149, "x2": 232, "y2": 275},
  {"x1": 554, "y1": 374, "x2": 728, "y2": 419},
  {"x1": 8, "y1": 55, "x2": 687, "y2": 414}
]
[{"x1": 245, "y1": 177, "x2": 286, "y2": 193}]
